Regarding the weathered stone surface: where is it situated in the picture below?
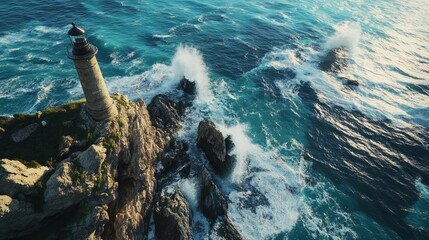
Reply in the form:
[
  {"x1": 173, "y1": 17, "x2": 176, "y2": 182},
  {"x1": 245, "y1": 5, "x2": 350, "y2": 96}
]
[
  {"x1": 58, "y1": 135, "x2": 76, "y2": 157},
  {"x1": 11, "y1": 123, "x2": 39, "y2": 143},
  {"x1": 0, "y1": 94, "x2": 183, "y2": 239},
  {"x1": 199, "y1": 168, "x2": 228, "y2": 220},
  {"x1": 0, "y1": 195, "x2": 46, "y2": 238},
  {"x1": 197, "y1": 120, "x2": 235, "y2": 175},
  {"x1": 179, "y1": 77, "x2": 196, "y2": 95},
  {"x1": 154, "y1": 190, "x2": 192, "y2": 240},
  {"x1": 215, "y1": 216, "x2": 243, "y2": 240},
  {"x1": 158, "y1": 139, "x2": 190, "y2": 178},
  {"x1": 319, "y1": 48, "x2": 349, "y2": 73},
  {"x1": 0, "y1": 159, "x2": 50, "y2": 196},
  {"x1": 147, "y1": 94, "x2": 182, "y2": 134}
]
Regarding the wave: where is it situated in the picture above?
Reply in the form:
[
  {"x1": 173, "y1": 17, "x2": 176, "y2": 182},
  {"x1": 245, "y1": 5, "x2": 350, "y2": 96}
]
[
  {"x1": 323, "y1": 22, "x2": 362, "y2": 55},
  {"x1": 258, "y1": 21, "x2": 429, "y2": 128}
]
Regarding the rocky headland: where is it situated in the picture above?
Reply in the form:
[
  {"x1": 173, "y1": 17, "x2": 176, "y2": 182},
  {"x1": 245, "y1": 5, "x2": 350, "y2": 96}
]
[{"x1": 0, "y1": 78, "x2": 242, "y2": 240}]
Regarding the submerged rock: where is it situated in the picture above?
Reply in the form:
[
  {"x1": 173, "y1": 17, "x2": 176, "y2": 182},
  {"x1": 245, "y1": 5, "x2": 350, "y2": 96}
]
[
  {"x1": 196, "y1": 120, "x2": 235, "y2": 175},
  {"x1": 319, "y1": 48, "x2": 349, "y2": 73},
  {"x1": 179, "y1": 77, "x2": 196, "y2": 95},
  {"x1": 341, "y1": 77, "x2": 359, "y2": 86},
  {"x1": 154, "y1": 190, "x2": 192, "y2": 240}
]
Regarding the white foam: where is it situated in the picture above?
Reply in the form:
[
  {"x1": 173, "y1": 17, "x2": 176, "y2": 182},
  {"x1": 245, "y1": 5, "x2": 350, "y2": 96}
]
[
  {"x1": 179, "y1": 177, "x2": 200, "y2": 211},
  {"x1": 323, "y1": 22, "x2": 362, "y2": 55},
  {"x1": 216, "y1": 123, "x2": 253, "y2": 184},
  {"x1": 258, "y1": 21, "x2": 428, "y2": 128},
  {"x1": 171, "y1": 45, "x2": 214, "y2": 104}
]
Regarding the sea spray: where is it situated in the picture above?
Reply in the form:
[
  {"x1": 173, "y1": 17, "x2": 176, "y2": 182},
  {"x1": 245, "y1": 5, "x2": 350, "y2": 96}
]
[
  {"x1": 172, "y1": 45, "x2": 214, "y2": 104},
  {"x1": 323, "y1": 21, "x2": 362, "y2": 55}
]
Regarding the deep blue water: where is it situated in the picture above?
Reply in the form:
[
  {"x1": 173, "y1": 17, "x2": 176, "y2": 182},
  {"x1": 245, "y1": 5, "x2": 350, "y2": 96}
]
[{"x1": 1, "y1": 0, "x2": 429, "y2": 239}]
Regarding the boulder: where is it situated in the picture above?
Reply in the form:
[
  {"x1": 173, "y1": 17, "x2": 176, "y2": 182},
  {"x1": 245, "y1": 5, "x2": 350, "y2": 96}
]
[
  {"x1": 197, "y1": 120, "x2": 235, "y2": 175},
  {"x1": 319, "y1": 48, "x2": 348, "y2": 73},
  {"x1": 179, "y1": 77, "x2": 196, "y2": 95},
  {"x1": 154, "y1": 190, "x2": 192, "y2": 240},
  {"x1": 199, "y1": 168, "x2": 228, "y2": 220},
  {"x1": 11, "y1": 123, "x2": 39, "y2": 143},
  {"x1": 147, "y1": 95, "x2": 182, "y2": 134},
  {"x1": 0, "y1": 159, "x2": 50, "y2": 196}
]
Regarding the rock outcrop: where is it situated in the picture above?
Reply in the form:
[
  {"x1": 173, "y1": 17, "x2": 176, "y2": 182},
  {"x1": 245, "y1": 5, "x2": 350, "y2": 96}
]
[
  {"x1": 196, "y1": 120, "x2": 236, "y2": 175},
  {"x1": 0, "y1": 159, "x2": 50, "y2": 197},
  {"x1": 0, "y1": 94, "x2": 182, "y2": 239},
  {"x1": 11, "y1": 123, "x2": 39, "y2": 143},
  {"x1": 148, "y1": 94, "x2": 182, "y2": 135},
  {"x1": 199, "y1": 168, "x2": 242, "y2": 240},
  {"x1": 319, "y1": 48, "x2": 349, "y2": 73},
  {"x1": 179, "y1": 77, "x2": 196, "y2": 95},
  {"x1": 154, "y1": 190, "x2": 192, "y2": 240}
]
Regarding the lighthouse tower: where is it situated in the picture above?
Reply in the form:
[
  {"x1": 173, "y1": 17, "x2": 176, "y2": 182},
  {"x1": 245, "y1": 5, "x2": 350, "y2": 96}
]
[{"x1": 67, "y1": 22, "x2": 117, "y2": 121}]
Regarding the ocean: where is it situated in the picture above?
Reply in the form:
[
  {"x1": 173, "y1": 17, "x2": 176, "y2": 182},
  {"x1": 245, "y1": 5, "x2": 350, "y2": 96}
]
[{"x1": 1, "y1": 0, "x2": 428, "y2": 239}]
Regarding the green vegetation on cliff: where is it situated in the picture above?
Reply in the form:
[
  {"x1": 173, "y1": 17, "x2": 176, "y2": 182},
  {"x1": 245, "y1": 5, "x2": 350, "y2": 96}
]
[{"x1": 0, "y1": 99, "x2": 92, "y2": 167}]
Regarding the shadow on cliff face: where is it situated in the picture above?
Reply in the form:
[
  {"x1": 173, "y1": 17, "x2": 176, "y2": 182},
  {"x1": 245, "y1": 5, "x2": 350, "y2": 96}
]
[{"x1": 298, "y1": 82, "x2": 429, "y2": 239}]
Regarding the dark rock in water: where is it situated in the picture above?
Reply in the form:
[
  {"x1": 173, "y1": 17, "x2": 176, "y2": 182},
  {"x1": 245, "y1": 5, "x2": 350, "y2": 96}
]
[
  {"x1": 319, "y1": 48, "x2": 349, "y2": 73},
  {"x1": 216, "y1": 216, "x2": 243, "y2": 240},
  {"x1": 148, "y1": 94, "x2": 182, "y2": 134},
  {"x1": 199, "y1": 168, "x2": 228, "y2": 220},
  {"x1": 197, "y1": 120, "x2": 235, "y2": 175},
  {"x1": 198, "y1": 168, "x2": 243, "y2": 239},
  {"x1": 154, "y1": 190, "x2": 192, "y2": 240},
  {"x1": 346, "y1": 78, "x2": 359, "y2": 86},
  {"x1": 158, "y1": 139, "x2": 190, "y2": 178},
  {"x1": 179, "y1": 77, "x2": 196, "y2": 95}
]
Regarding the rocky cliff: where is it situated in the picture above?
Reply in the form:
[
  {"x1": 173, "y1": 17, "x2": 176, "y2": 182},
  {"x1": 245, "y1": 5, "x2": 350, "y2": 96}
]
[{"x1": 0, "y1": 88, "x2": 242, "y2": 239}]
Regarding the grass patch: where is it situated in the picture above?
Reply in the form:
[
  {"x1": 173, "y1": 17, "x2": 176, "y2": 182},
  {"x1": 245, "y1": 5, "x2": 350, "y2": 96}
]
[{"x1": 0, "y1": 99, "x2": 91, "y2": 167}]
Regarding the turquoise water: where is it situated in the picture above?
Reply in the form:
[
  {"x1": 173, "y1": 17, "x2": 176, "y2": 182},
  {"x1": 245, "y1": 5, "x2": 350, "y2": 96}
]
[{"x1": 1, "y1": 0, "x2": 429, "y2": 239}]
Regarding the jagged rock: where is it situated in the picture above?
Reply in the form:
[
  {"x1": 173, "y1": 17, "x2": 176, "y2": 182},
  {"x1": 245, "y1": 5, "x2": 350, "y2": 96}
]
[
  {"x1": 199, "y1": 169, "x2": 243, "y2": 239},
  {"x1": 58, "y1": 135, "x2": 76, "y2": 157},
  {"x1": 148, "y1": 94, "x2": 182, "y2": 134},
  {"x1": 0, "y1": 195, "x2": 47, "y2": 238},
  {"x1": 0, "y1": 159, "x2": 50, "y2": 196},
  {"x1": 197, "y1": 120, "x2": 235, "y2": 175},
  {"x1": 319, "y1": 48, "x2": 348, "y2": 73},
  {"x1": 179, "y1": 77, "x2": 196, "y2": 95},
  {"x1": 11, "y1": 123, "x2": 39, "y2": 143},
  {"x1": 215, "y1": 216, "x2": 243, "y2": 240},
  {"x1": 154, "y1": 190, "x2": 192, "y2": 240},
  {"x1": 158, "y1": 139, "x2": 190, "y2": 178},
  {"x1": 199, "y1": 168, "x2": 228, "y2": 220},
  {"x1": 0, "y1": 94, "x2": 182, "y2": 239}
]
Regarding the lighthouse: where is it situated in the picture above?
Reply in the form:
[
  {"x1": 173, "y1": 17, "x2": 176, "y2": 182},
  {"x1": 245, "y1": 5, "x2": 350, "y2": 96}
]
[{"x1": 67, "y1": 22, "x2": 117, "y2": 121}]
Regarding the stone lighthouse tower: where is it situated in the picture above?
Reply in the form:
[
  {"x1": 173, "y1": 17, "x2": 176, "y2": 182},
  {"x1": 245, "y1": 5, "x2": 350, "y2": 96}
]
[{"x1": 67, "y1": 22, "x2": 117, "y2": 121}]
